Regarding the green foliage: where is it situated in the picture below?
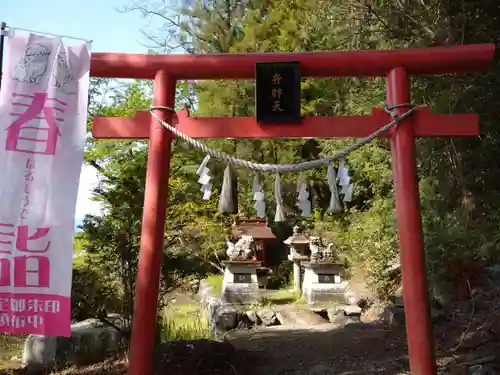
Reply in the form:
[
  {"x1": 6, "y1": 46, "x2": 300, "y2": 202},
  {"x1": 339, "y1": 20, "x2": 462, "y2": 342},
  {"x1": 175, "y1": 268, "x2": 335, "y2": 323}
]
[
  {"x1": 268, "y1": 260, "x2": 294, "y2": 290},
  {"x1": 205, "y1": 274, "x2": 224, "y2": 296},
  {"x1": 71, "y1": 266, "x2": 123, "y2": 322},
  {"x1": 99, "y1": 0, "x2": 500, "y2": 306},
  {"x1": 77, "y1": 80, "x2": 229, "y2": 327}
]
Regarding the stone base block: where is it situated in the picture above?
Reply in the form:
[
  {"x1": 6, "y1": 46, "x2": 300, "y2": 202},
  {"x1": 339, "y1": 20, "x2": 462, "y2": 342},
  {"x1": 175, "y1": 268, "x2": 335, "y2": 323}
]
[
  {"x1": 222, "y1": 283, "x2": 261, "y2": 304},
  {"x1": 221, "y1": 261, "x2": 262, "y2": 305},
  {"x1": 303, "y1": 283, "x2": 348, "y2": 305},
  {"x1": 301, "y1": 261, "x2": 348, "y2": 306}
]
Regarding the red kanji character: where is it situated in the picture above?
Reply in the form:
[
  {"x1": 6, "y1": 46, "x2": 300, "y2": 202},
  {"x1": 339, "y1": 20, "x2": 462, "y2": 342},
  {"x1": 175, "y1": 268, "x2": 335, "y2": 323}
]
[
  {"x1": 14, "y1": 255, "x2": 50, "y2": 288},
  {"x1": 6, "y1": 93, "x2": 67, "y2": 155},
  {"x1": 16, "y1": 225, "x2": 50, "y2": 253},
  {"x1": 0, "y1": 259, "x2": 10, "y2": 287},
  {"x1": 0, "y1": 224, "x2": 14, "y2": 254}
]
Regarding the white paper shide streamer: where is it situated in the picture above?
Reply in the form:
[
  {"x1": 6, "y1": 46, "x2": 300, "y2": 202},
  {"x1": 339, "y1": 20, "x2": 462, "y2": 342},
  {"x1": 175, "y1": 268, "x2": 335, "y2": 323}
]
[
  {"x1": 338, "y1": 158, "x2": 354, "y2": 203},
  {"x1": 252, "y1": 174, "x2": 266, "y2": 218},
  {"x1": 296, "y1": 172, "x2": 311, "y2": 217},
  {"x1": 327, "y1": 164, "x2": 342, "y2": 214},
  {"x1": 274, "y1": 174, "x2": 286, "y2": 222},
  {"x1": 196, "y1": 154, "x2": 212, "y2": 200}
]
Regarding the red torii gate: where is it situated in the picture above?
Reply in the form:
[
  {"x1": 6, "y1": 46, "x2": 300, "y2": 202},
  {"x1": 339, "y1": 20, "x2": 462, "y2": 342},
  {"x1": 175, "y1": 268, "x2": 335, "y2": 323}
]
[{"x1": 90, "y1": 44, "x2": 495, "y2": 375}]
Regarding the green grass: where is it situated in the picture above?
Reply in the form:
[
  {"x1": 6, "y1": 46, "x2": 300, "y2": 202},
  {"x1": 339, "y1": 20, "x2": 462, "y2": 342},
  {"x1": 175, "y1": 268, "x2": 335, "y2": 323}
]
[
  {"x1": 1, "y1": 305, "x2": 214, "y2": 370},
  {"x1": 265, "y1": 289, "x2": 298, "y2": 303},
  {"x1": 206, "y1": 274, "x2": 224, "y2": 296},
  {"x1": 160, "y1": 304, "x2": 214, "y2": 342},
  {"x1": 246, "y1": 289, "x2": 303, "y2": 310},
  {"x1": 0, "y1": 333, "x2": 24, "y2": 370}
]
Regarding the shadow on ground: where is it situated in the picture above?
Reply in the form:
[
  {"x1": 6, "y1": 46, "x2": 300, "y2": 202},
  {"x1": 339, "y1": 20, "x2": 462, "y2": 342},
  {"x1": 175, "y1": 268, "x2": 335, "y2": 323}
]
[
  {"x1": 3, "y1": 286, "x2": 500, "y2": 375},
  {"x1": 229, "y1": 323, "x2": 409, "y2": 375}
]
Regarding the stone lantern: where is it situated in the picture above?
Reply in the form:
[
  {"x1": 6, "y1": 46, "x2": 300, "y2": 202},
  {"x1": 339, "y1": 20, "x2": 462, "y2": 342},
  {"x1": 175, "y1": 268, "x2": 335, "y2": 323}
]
[{"x1": 284, "y1": 226, "x2": 310, "y2": 294}]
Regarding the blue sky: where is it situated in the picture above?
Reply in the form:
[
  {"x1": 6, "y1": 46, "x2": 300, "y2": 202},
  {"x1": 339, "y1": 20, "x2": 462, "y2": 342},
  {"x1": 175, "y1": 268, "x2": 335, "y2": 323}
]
[
  {"x1": 3, "y1": 0, "x2": 158, "y2": 227},
  {"x1": 3, "y1": 0, "x2": 149, "y2": 53}
]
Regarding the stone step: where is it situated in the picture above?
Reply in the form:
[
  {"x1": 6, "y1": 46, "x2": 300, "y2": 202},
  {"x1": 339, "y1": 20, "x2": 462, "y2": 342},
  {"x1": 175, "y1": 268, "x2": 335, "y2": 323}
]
[
  {"x1": 276, "y1": 305, "x2": 328, "y2": 327},
  {"x1": 333, "y1": 304, "x2": 362, "y2": 316}
]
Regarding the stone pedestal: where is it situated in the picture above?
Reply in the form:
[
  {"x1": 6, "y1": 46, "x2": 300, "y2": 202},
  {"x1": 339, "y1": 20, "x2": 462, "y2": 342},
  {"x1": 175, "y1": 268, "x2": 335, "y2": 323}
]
[
  {"x1": 222, "y1": 261, "x2": 262, "y2": 304},
  {"x1": 288, "y1": 254, "x2": 309, "y2": 294},
  {"x1": 301, "y1": 261, "x2": 348, "y2": 306}
]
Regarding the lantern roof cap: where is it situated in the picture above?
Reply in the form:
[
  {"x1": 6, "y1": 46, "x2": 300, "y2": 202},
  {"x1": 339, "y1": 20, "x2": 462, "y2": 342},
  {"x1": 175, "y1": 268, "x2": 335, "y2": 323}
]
[{"x1": 284, "y1": 226, "x2": 310, "y2": 245}]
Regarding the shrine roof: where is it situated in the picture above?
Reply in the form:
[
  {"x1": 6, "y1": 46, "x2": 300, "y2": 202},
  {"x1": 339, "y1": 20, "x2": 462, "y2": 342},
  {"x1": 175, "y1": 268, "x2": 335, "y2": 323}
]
[{"x1": 232, "y1": 218, "x2": 276, "y2": 239}]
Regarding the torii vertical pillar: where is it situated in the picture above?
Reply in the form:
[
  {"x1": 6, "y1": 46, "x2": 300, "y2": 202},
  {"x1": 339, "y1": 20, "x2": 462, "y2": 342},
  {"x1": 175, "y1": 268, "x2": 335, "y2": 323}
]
[
  {"x1": 127, "y1": 70, "x2": 176, "y2": 375},
  {"x1": 387, "y1": 67, "x2": 436, "y2": 374}
]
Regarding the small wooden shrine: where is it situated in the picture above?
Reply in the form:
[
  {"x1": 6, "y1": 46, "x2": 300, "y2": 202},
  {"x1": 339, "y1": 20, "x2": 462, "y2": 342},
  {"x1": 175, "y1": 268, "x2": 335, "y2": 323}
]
[{"x1": 231, "y1": 217, "x2": 276, "y2": 266}]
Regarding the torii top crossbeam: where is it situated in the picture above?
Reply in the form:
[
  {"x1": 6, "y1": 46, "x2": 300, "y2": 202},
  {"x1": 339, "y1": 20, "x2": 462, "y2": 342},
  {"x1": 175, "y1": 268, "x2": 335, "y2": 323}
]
[
  {"x1": 90, "y1": 44, "x2": 494, "y2": 79},
  {"x1": 90, "y1": 43, "x2": 495, "y2": 375},
  {"x1": 92, "y1": 45, "x2": 495, "y2": 141}
]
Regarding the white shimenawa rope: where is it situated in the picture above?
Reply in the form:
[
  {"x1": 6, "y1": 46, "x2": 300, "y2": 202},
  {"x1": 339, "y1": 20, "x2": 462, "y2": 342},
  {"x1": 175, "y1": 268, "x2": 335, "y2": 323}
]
[{"x1": 149, "y1": 104, "x2": 415, "y2": 173}]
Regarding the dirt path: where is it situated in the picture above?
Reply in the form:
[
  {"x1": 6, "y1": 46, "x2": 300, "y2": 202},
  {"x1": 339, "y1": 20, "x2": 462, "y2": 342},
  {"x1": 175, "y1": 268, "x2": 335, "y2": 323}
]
[
  {"x1": 4, "y1": 288, "x2": 500, "y2": 375},
  {"x1": 5, "y1": 317, "x2": 499, "y2": 375},
  {"x1": 228, "y1": 323, "x2": 409, "y2": 375}
]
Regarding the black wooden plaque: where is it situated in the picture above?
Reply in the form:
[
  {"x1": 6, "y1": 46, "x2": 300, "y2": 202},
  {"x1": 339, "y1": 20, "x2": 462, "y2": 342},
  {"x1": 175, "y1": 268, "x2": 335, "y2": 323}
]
[
  {"x1": 318, "y1": 274, "x2": 335, "y2": 284},
  {"x1": 255, "y1": 61, "x2": 301, "y2": 124},
  {"x1": 233, "y1": 273, "x2": 252, "y2": 284}
]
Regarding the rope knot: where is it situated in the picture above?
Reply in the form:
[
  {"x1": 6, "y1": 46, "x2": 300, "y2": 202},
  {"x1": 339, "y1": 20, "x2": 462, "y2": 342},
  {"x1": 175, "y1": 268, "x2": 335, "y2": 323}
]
[
  {"x1": 150, "y1": 105, "x2": 176, "y2": 112},
  {"x1": 385, "y1": 102, "x2": 414, "y2": 118}
]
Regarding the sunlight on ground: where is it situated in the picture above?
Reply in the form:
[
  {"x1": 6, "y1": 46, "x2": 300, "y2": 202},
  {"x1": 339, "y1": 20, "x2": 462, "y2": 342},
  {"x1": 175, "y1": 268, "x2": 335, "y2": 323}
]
[
  {"x1": 0, "y1": 333, "x2": 24, "y2": 370},
  {"x1": 206, "y1": 273, "x2": 303, "y2": 306}
]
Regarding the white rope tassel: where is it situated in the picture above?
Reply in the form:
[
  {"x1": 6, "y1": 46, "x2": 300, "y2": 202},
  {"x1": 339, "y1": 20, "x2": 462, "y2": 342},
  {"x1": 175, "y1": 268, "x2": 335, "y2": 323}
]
[
  {"x1": 296, "y1": 172, "x2": 312, "y2": 217},
  {"x1": 196, "y1": 155, "x2": 212, "y2": 200},
  {"x1": 252, "y1": 174, "x2": 266, "y2": 218},
  {"x1": 274, "y1": 174, "x2": 286, "y2": 222},
  {"x1": 327, "y1": 164, "x2": 342, "y2": 214}
]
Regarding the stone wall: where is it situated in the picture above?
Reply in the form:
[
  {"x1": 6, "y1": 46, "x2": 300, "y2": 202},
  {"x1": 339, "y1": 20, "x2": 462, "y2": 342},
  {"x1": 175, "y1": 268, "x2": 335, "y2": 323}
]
[{"x1": 198, "y1": 279, "x2": 281, "y2": 335}]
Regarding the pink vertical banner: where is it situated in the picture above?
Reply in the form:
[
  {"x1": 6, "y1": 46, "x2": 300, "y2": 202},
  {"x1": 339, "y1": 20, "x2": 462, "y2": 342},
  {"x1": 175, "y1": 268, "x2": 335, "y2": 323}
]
[{"x1": 0, "y1": 30, "x2": 91, "y2": 336}]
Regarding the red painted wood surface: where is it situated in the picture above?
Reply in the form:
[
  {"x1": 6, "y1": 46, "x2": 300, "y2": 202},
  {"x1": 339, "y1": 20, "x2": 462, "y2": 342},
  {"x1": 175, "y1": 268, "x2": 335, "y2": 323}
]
[
  {"x1": 92, "y1": 107, "x2": 479, "y2": 140},
  {"x1": 127, "y1": 71, "x2": 176, "y2": 375},
  {"x1": 90, "y1": 44, "x2": 495, "y2": 80},
  {"x1": 387, "y1": 67, "x2": 436, "y2": 375}
]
